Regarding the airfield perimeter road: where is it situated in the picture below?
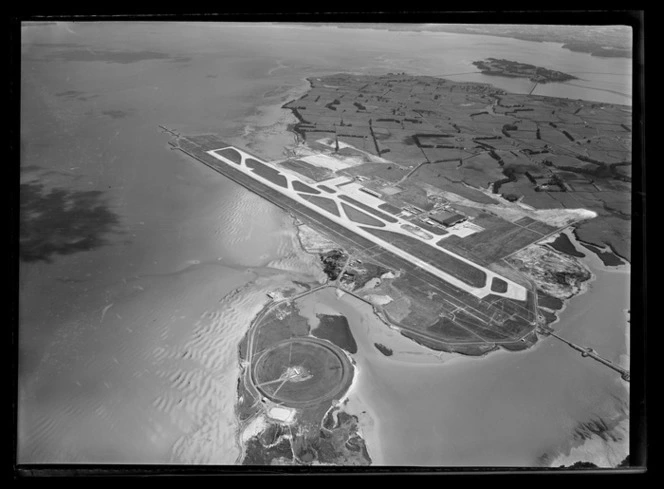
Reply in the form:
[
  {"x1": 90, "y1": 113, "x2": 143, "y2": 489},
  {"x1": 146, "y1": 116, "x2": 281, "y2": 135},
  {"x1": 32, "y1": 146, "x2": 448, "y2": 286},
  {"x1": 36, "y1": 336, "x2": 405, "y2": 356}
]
[{"x1": 176, "y1": 136, "x2": 536, "y2": 344}]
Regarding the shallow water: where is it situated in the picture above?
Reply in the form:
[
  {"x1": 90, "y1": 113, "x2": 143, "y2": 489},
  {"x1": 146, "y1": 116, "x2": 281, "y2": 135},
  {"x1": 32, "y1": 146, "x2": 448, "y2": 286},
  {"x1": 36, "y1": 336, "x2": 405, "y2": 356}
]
[
  {"x1": 295, "y1": 257, "x2": 629, "y2": 467},
  {"x1": 19, "y1": 22, "x2": 631, "y2": 464}
]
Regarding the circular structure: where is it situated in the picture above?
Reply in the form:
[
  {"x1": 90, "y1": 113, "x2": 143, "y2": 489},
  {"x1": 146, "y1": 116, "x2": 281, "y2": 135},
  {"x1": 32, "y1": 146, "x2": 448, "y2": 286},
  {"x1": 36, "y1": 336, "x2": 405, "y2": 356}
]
[{"x1": 251, "y1": 338, "x2": 353, "y2": 407}]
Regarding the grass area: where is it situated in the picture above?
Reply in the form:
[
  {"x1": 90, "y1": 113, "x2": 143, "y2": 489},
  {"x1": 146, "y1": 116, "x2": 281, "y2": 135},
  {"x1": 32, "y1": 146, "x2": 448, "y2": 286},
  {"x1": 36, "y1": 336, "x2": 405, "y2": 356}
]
[
  {"x1": 400, "y1": 331, "x2": 493, "y2": 354},
  {"x1": 311, "y1": 314, "x2": 358, "y2": 354},
  {"x1": 426, "y1": 317, "x2": 483, "y2": 342},
  {"x1": 514, "y1": 216, "x2": 537, "y2": 226},
  {"x1": 361, "y1": 227, "x2": 487, "y2": 288},
  {"x1": 216, "y1": 147, "x2": 242, "y2": 164},
  {"x1": 526, "y1": 220, "x2": 558, "y2": 235},
  {"x1": 491, "y1": 277, "x2": 508, "y2": 293},
  {"x1": 251, "y1": 72, "x2": 631, "y2": 273},
  {"x1": 344, "y1": 162, "x2": 408, "y2": 183},
  {"x1": 293, "y1": 180, "x2": 321, "y2": 194},
  {"x1": 438, "y1": 214, "x2": 542, "y2": 264},
  {"x1": 378, "y1": 202, "x2": 403, "y2": 215},
  {"x1": 253, "y1": 303, "x2": 310, "y2": 355},
  {"x1": 482, "y1": 293, "x2": 537, "y2": 325},
  {"x1": 409, "y1": 166, "x2": 501, "y2": 205},
  {"x1": 537, "y1": 292, "x2": 564, "y2": 310},
  {"x1": 301, "y1": 194, "x2": 341, "y2": 217},
  {"x1": 341, "y1": 203, "x2": 386, "y2": 227},
  {"x1": 389, "y1": 184, "x2": 434, "y2": 211},
  {"x1": 338, "y1": 195, "x2": 398, "y2": 223},
  {"x1": 245, "y1": 158, "x2": 288, "y2": 188},
  {"x1": 318, "y1": 185, "x2": 336, "y2": 193},
  {"x1": 280, "y1": 159, "x2": 334, "y2": 182},
  {"x1": 255, "y1": 341, "x2": 345, "y2": 403},
  {"x1": 412, "y1": 219, "x2": 449, "y2": 236},
  {"x1": 452, "y1": 310, "x2": 511, "y2": 341}
]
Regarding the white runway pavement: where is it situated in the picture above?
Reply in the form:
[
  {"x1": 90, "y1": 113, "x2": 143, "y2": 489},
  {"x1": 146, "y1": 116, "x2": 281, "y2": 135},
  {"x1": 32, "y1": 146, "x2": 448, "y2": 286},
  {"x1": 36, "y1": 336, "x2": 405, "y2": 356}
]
[{"x1": 207, "y1": 147, "x2": 527, "y2": 301}]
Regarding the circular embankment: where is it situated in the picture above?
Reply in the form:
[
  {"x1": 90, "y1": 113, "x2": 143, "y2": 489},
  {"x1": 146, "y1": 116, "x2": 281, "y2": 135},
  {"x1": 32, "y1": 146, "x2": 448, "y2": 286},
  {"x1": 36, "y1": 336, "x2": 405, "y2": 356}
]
[{"x1": 251, "y1": 337, "x2": 353, "y2": 408}]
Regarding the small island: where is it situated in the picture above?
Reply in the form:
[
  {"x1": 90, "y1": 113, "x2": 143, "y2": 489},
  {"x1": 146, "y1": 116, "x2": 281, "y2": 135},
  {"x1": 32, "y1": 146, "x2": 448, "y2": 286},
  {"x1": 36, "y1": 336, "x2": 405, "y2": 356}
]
[
  {"x1": 374, "y1": 343, "x2": 393, "y2": 356},
  {"x1": 473, "y1": 58, "x2": 578, "y2": 83}
]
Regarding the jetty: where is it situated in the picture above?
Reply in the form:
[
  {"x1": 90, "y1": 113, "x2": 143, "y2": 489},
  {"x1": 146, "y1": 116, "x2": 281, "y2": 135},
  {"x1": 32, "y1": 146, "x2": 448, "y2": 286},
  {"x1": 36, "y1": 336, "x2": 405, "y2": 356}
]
[{"x1": 538, "y1": 327, "x2": 630, "y2": 382}]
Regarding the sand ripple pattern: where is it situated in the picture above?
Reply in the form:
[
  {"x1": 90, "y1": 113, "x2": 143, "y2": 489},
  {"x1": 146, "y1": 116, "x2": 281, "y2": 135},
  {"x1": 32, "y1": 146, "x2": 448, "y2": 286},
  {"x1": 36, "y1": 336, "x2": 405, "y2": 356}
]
[
  {"x1": 210, "y1": 187, "x2": 283, "y2": 255},
  {"x1": 157, "y1": 274, "x2": 301, "y2": 464},
  {"x1": 265, "y1": 223, "x2": 327, "y2": 282}
]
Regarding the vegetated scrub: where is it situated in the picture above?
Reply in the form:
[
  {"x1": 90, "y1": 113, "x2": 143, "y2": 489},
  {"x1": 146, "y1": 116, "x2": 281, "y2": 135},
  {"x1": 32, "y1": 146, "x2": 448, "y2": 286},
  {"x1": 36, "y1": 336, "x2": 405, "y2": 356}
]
[{"x1": 360, "y1": 227, "x2": 487, "y2": 288}]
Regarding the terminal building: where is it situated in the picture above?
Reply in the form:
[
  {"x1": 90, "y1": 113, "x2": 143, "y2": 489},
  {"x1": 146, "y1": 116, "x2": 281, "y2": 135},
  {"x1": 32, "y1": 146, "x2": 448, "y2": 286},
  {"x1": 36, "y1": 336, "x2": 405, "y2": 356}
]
[{"x1": 429, "y1": 210, "x2": 466, "y2": 227}]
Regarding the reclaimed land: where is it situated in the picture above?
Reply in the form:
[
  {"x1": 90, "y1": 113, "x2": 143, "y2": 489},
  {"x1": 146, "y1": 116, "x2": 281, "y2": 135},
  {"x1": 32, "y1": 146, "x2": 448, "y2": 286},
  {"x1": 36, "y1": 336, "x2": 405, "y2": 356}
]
[
  {"x1": 436, "y1": 213, "x2": 545, "y2": 265},
  {"x1": 361, "y1": 226, "x2": 488, "y2": 288},
  {"x1": 176, "y1": 134, "x2": 537, "y2": 354}
]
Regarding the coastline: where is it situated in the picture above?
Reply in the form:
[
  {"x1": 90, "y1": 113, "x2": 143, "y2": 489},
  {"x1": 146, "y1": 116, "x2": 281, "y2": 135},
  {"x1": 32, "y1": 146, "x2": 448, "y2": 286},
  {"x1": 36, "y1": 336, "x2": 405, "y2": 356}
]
[
  {"x1": 539, "y1": 228, "x2": 630, "y2": 468},
  {"x1": 237, "y1": 77, "x2": 314, "y2": 161},
  {"x1": 228, "y1": 65, "x2": 631, "y2": 466}
]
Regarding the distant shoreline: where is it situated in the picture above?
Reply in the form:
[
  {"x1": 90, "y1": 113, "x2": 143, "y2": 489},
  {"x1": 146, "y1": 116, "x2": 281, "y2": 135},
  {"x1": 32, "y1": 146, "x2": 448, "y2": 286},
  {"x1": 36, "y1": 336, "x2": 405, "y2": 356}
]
[{"x1": 275, "y1": 23, "x2": 632, "y2": 60}]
